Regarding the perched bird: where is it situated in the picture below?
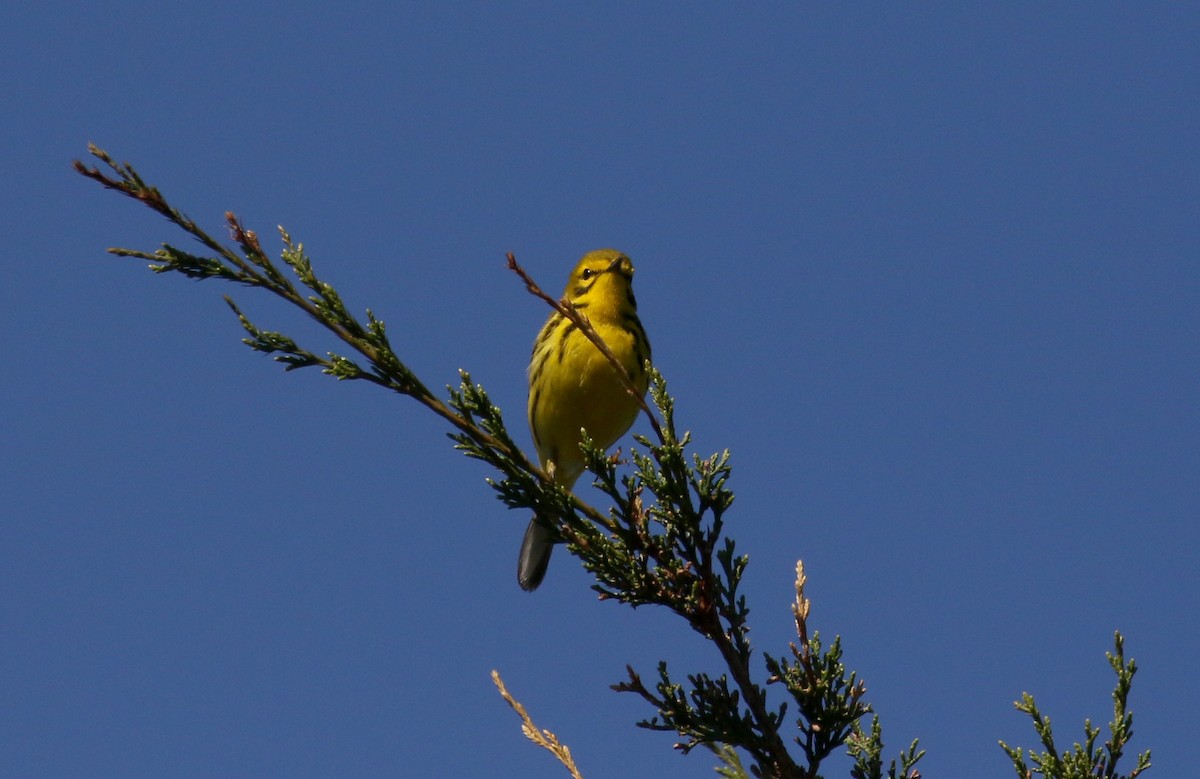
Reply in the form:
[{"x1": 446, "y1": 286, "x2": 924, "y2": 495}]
[{"x1": 518, "y1": 249, "x2": 652, "y2": 591}]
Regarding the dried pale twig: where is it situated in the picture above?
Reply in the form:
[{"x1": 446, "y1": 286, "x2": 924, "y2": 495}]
[{"x1": 492, "y1": 670, "x2": 585, "y2": 779}]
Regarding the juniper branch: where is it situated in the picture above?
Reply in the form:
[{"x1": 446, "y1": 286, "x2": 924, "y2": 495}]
[{"x1": 78, "y1": 144, "x2": 1148, "y2": 779}]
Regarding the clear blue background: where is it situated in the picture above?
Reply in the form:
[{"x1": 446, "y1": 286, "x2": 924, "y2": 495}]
[{"x1": 3, "y1": 3, "x2": 1196, "y2": 777}]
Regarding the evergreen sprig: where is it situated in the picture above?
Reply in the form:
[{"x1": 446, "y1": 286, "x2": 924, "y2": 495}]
[
  {"x1": 999, "y1": 632, "x2": 1151, "y2": 779},
  {"x1": 847, "y1": 716, "x2": 924, "y2": 779}
]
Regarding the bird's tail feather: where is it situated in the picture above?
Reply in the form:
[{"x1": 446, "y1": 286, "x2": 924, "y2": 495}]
[{"x1": 517, "y1": 518, "x2": 555, "y2": 591}]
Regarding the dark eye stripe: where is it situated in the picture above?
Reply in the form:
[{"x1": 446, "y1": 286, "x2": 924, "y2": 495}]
[
  {"x1": 571, "y1": 278, "x2": 598, "y2": 298},
  {"x1": 571, "y1": 262, "x2": 619, "y2": 294}
]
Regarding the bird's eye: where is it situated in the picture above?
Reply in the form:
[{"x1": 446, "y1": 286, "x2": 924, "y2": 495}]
[{"x1": 581, "y1": 268, "x2": 596, "y2": 280}]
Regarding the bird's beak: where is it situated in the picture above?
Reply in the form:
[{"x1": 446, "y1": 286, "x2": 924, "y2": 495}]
[{"x1": 607, "y1": 255, "x2": 634, "y2": 277}]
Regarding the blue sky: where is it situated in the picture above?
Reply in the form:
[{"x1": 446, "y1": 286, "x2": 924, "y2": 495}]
[{"x1": 3, "y1": 3, "x2": 1197, "y2": 777}]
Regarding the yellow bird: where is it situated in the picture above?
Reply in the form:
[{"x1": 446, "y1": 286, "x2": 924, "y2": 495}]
[{"x1": 518, "y1": 249, "x2": 652, "y2": 591}]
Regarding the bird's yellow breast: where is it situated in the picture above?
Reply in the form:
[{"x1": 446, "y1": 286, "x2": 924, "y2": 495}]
[{"x1": 530, "y1": 321, "x2": 643, "y2": 481}]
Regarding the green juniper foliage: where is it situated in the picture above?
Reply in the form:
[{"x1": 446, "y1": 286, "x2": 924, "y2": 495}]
[
  {"x1": 999, "y1": 633, "x2": 1151, "y2": 779},
  {"x1": 847, "y1": 716, "x2": 923, "y2": 779},
  {"x1": 76, "y1": 145, "x2": 1150, "y2": 779}
]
